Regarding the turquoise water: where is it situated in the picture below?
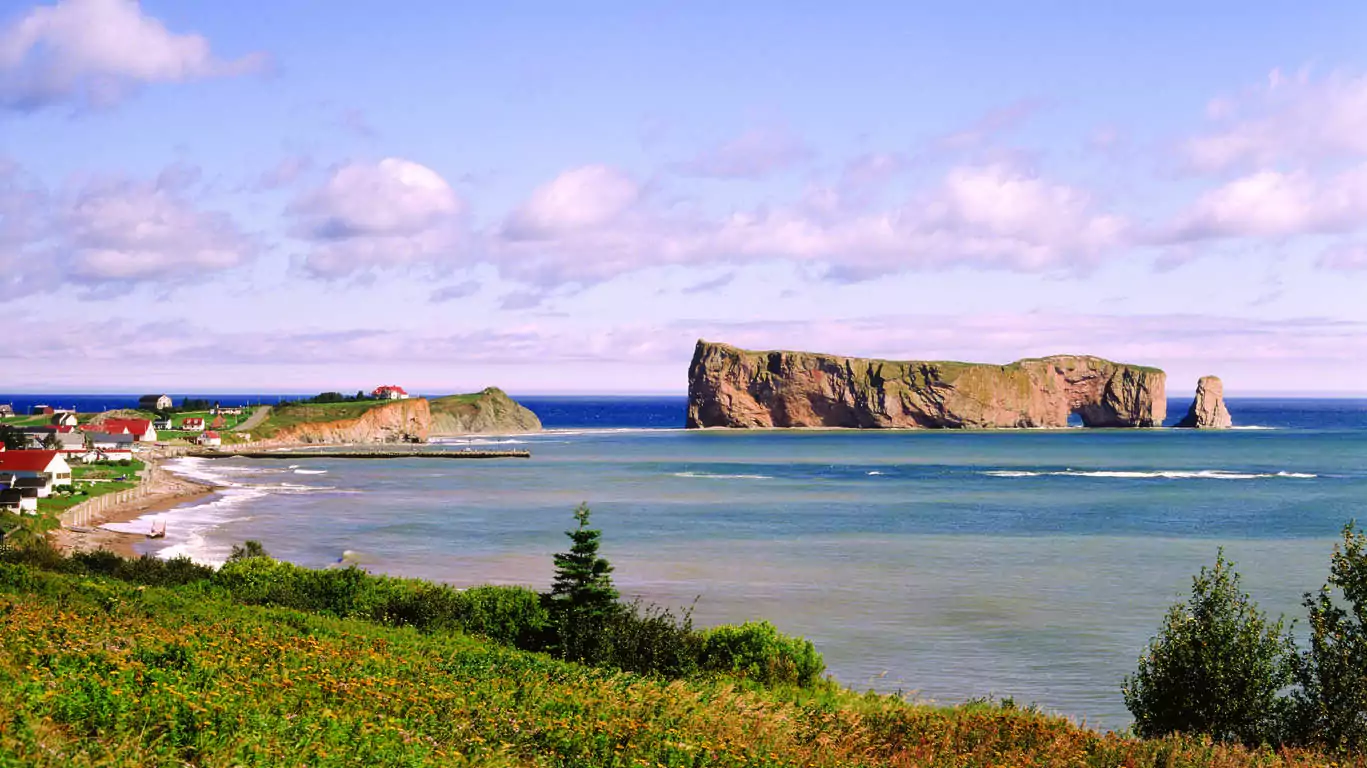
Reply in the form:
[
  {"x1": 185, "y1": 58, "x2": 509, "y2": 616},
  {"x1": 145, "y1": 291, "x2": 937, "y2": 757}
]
[{"x1": 112, "y1": 398, "x2": 1367, "y2": 730}]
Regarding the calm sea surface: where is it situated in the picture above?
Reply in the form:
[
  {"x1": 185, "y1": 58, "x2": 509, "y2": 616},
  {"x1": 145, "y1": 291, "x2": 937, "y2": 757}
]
[{"x1": 25, "y1": 394, "x2": 1364, "y2": 731}]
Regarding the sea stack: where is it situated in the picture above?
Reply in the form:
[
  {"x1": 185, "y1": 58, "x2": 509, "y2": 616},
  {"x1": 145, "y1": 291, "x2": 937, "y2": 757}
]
[
  {"x1": 686, "y1": 340, "x2": 1166, "y2": 429},
  {"x1": 1175, "y1": 375, "x2": 1233, "y2": 429}
]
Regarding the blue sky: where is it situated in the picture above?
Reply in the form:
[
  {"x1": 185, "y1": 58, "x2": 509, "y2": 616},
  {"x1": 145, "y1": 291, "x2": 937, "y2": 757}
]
[{"x1": 3, "y1": 0, "x2": 1367, "y2": 395}]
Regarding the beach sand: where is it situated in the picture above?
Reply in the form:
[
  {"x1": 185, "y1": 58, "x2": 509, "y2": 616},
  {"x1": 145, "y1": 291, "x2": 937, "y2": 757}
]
[{"x1": 48, "y1": 459, "x2": 220, "y2": 559}]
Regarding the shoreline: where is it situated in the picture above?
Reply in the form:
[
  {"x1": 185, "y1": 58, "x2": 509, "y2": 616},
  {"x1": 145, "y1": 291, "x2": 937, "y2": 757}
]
[{"x1": 48, "y1": 455, "x2": 222, "y2": 559}]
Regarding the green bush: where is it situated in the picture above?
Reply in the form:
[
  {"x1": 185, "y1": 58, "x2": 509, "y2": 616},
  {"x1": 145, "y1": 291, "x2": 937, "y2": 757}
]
[
  {"x1": 1291, "y1": 523, "x2": 1367, "y2": 752},
  {"x1": 701, "y1": 620, "x2": 826, "y2": 688},
  {"x1": 600, "y1": 599, "x2": 703, "y2": 679},
  {"x1": 1123, "y1": 551, "x2": 1293, "y2": 746},
  {"x1": 455, "y1": 584, "x2": 550, "y2": 648}
]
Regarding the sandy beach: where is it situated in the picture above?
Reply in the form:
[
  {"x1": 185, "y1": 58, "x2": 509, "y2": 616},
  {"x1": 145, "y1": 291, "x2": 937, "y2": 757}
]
[{"x1": 48, "y1": 457, "x2": 221, "y2": 559}]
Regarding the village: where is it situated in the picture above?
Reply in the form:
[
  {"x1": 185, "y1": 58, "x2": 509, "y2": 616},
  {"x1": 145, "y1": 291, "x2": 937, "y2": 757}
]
[{"x1": 0, "y1": 386, "x2": 413, "y2": 521}]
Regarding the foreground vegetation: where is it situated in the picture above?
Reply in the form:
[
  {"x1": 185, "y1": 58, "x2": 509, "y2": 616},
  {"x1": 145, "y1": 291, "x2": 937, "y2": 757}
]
[
  {"x1": 1125, "y1": 524, "x2": 1367, "y2": 754},
  {"x1": 1, "y1": 558, "x2": 1357, "y2": 767}
]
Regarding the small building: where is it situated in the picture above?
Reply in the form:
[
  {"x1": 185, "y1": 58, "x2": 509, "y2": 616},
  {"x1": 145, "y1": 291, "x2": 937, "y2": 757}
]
[
  {"x1": 50, "y1": 412, "x2": 78, "y2": 427},
  {"x1": 210, "y1": 414, "x2": 226, "y2": 429},
  {"x1": 0, "y1": 488, "x2": 37, "y2": 514},
  {"x1": 30, "y1": 404, "x2": 53, "y2": 415},
  {"x1": 213, "y1": 406, "x2": 244, "y2": 416},
  {"x1": 102, "y1": 418, "x2": 157, "y2": 442},
  {"x1": 87, "y1": 432, "x2": 135, "y2": 452},
  {"x1": 0, "y1": 404, "x2": 13, "y2": 417},
  {"x1": 153, "y1": 418, "x2": 173, "y2": 430},
  {"x1": 197, "y1": 430, "x2": 222, "y2": 447},
  {"x1": 372, "y1": 385, "x2": 410, "y2": 400},
  {"x1": 180, "y1": 417, "x2": 205, "y2": 432},
  {"x1": 139, "y1": 394, "x2": 173, "y2": 411},
  {"x1": 0, "y1": 450, "x2": 72, "y2": 491}
]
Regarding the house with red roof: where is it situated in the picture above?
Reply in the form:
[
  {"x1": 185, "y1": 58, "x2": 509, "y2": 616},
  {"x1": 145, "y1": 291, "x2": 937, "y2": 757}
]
[
  {"x1": 0, "y1": 450, "x2": 72, "y2": 496},
  {"x1": 371, "y1": 385, "x2": 410, "y2": 400},
  {"x1": 196, "y1": 431, "x2": 222, "y2": 447},
  {"x1": 102, "y1": 418, "x2": 157, "y2": 442},
  {"x1": 180, "y1": 417, "x2": 205, "y2": 432}
]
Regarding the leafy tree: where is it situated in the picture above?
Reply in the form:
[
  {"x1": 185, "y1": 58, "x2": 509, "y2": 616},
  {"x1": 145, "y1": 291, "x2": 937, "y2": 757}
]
[
  {"x1": 1123, "y1": 550, "x2": 1293, "y2": 746},
  {"x1": 1291, "y1": 523, "x2": 1367, "y2": 752},
  {"x1": 227, "y1": 540, "x2": 272, "y2": 562},
  {"x1": 0, "y1": 426, "x2": 25, "y2": 451},
  {"x1": 41, "y1": 432, "x2": 60, "y2": 450},
  {"x1": 550, "y1": 504, "x2": 619, "y2": 618}
]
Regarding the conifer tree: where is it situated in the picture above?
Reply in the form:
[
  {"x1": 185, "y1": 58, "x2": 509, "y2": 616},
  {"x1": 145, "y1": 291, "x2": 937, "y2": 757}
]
[{"x1": 550, "y1": 503, "x2": 619, "y2": 619}]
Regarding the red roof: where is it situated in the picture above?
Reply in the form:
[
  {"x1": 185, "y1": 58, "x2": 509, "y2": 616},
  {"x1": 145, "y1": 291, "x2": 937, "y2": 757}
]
[
  {"x1": 372, "y1": 385, "x2": 408, "y2": 395},
  {"x1": 202, "y1": 431, "x2": 220, "y2": 439},
  {"x1": 0, "y1": 450, "x2": 62, "y2": 472},
  {"x1": 104, "y1": 418, "x2": 152, "y2": 436}
]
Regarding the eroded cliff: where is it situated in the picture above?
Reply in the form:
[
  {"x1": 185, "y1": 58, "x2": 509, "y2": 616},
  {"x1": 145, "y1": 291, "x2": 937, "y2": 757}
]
[
  {"x1": 264, "y1": 399, "x2": 432, "y2": 444},
  {"x1": 1175, "y1": 375, "x2": 1233, "y2": 429},
  {"x1": 686, "y1": 340, "x2": 1167, "y2": 429},
  {"x1": 256, "y1": 389, "x2": 541, "y2": 444},
  {"x1": 429, "y1": 387, "x2": 542, "y2": 435}
]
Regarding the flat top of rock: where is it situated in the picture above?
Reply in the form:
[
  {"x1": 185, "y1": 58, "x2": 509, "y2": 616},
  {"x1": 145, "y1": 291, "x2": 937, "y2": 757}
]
[{"x1": 694, "y1": 340, "x2": 1162, "y2": 373}]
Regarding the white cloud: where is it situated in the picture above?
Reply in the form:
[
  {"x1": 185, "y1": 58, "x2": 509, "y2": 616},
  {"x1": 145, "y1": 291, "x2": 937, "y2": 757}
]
[
  {"x1": 1184, "y1": 69, "x2": 1367, "y2": 171},
  {"x1": 1164, "y1": 164, "x2": 1367, "y2": 242},
  {"x1": 494, "y1": 162, "x2": 1128, "y2": 286},
  {"x1": 0, "y1": 161, "x2": 256, "y2": 295},
  {"x1": 0, "y1": 0, "x2": 268, "y2": 109},
  {"x1": 288, "y1": 158, "x2": 466, "y2": 278},
  {"x1": 501, "y1": 165, "x2": 640, "y2": 240},
  {"x1": 672, "y1": 126, "x2": 812, "y2": 179}
]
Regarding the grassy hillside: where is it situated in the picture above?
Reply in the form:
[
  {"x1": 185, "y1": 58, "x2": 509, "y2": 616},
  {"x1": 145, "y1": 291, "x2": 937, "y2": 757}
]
[
  {"x1": 429, "y1": 387, "x2": 542, "y2": 434},
  {"x1": 247, "y1": 400, "x2": 397, "y2": 440},
  {"x1": 0, "y1": 561, "x2": 1348, "y2": 767}
]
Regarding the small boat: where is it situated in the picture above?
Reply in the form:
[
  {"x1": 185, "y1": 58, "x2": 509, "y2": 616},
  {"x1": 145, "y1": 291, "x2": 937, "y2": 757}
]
[{"x1": 147, "y1": 521, "x2": 166, "y2": 539}]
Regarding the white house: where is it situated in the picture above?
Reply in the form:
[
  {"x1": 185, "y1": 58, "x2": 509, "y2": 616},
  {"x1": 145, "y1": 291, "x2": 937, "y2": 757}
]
[
  {"x1": 139, "y1": 394, "x2": 173, "y2": 410},
  {"x1": 196, "y1": 430, "x2": 222, "y2": 447},
  {"x1": 0, "y1": 450, "x2": 72, "y2": 494},
  {"x1": 87, "y1": 432, "x2": 135, "y2": 452},
  {"x1": 180, "y1": 417, "x2": 205, "y2": 432},
  {"x1": 371, "y1": 385, "x2": 410, "y2": 400}
]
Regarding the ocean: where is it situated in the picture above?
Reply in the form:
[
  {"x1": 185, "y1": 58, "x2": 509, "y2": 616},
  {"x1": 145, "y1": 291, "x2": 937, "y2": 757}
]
[{"x1": 20, "y1": 394, "x2": 1367, "y2": 730}]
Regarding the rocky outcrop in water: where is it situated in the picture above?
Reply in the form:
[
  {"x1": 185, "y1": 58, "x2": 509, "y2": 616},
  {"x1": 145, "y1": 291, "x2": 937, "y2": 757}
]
[
  {"x1": 270, "y1": 399, "x2": 432, "y2": 444},
  {"x1": 1175, "y1": 376, "x2": 1232, "y2": 429},
  {"x1": 686, "y1": 340, "x2": 1167, "y2": 429}
]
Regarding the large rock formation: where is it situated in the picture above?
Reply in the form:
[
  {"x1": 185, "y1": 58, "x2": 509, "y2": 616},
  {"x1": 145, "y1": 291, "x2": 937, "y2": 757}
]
[
  {"x1": 1175, "y1": 376, "x2": 1233, "y2": 429},
  {"x1": 266, "y1": 399, "x2": 433, "y2": 444},
  {"x1": 259, "y1": 389, "x2": 541, "y2": 444},
  {"x1": 686, "y1": 340, "x2": 1166, "y2": 429},
  {"x1": 429, "y1": 387, "x2": 542, "y2": 435}
]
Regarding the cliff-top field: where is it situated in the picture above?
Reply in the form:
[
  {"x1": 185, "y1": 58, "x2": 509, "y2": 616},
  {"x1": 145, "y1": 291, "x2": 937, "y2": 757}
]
[{"x1": 0, "y1": 561, "x2": 1355, "y2": 768}]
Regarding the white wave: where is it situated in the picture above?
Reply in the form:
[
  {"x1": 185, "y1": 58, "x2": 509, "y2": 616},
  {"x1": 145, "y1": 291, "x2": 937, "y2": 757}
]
[
  {"x1": 673, "y1": 471, "x2": 773, "y2": 480},
  {"x1": 983, "y1": 469, "x2": 1317, "y2": 480},
  {"x1": 293, "y1": 468, "x2": 328, "y2": 475},
  {"x1": 867, "y1": 471, "x2": 885, "y2": 476}
]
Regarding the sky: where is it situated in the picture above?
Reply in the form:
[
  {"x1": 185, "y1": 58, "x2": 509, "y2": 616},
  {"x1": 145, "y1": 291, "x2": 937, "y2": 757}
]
[{"x1": 2, "y1": 1, "x2": 1367, "y2": 395}]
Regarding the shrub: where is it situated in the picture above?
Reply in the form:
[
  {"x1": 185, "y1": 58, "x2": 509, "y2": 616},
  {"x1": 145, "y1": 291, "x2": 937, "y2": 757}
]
[
  {"x1": 701, "y1": 620, "x2": 825, "y2": 688},
  {"x1": 600, "y1": 599, "x2": 702, "y2": 679},
  {"x1": 455, "y1": 585, "x2": 550, "y2": 648},
  {"x1": 1123, "y1": 550, "x2": 1293, "y2": 746},
  {"x1": 1291, "y1": 523, "x2": 1367, "y2": 752}
]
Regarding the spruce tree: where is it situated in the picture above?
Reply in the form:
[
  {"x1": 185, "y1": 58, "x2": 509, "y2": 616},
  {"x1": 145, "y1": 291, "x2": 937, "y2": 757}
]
[{"x1": 550, "y1": 504, "x2": 619, "y2": 619}]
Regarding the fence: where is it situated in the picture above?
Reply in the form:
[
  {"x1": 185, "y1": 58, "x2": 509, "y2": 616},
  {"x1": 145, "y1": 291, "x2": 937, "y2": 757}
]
[{"x1": 59, "y1": 463, "x2": 165, "y2": 529}]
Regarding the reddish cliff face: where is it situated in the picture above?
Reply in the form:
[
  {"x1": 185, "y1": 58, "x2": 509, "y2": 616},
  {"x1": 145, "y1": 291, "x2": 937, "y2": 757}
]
[
  {"x1": 686, "y1": 341, "x2": 1167, "y2": 429},
  {"x1": 1175, "y1": 375, "x2": 1233, "y2": 429},
  {"x1": 266, "y1": 399, "x2": 432, "y2": 444}
]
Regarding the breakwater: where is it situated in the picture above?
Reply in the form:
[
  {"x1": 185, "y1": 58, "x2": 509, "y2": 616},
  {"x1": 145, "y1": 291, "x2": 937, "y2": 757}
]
[{"x1": 189, "y1": 448, "x2": 531, "y2": 460}]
